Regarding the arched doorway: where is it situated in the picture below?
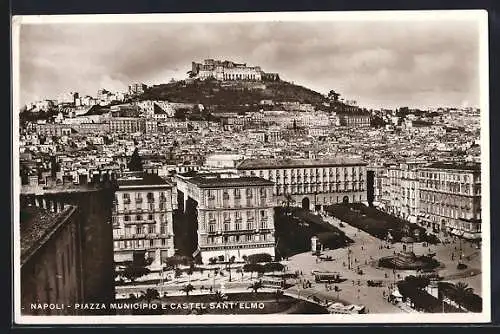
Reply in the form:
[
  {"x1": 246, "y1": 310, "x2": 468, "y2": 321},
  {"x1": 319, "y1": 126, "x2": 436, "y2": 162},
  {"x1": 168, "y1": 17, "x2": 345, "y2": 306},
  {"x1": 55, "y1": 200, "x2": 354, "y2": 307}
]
[
  {"x1": 342, "y1": 196, "x2": 349, "y2": 204},
  {"x1": 302, "y1": 197, "x2": 310, "y2": 210}
]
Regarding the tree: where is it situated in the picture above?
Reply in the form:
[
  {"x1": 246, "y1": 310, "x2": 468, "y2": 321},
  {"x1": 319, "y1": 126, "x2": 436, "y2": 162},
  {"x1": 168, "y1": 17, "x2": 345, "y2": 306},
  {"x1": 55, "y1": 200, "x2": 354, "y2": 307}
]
[
  {"x1": 140, "y1": 288, "x2": 160, "y2": 303},
  {"x1": 327, "y1": 90, "x2": 340, "y2": 102},
  {"x1": 212, "y1": 290, "x2": 228, "y2": 303},
  {"x1": 243, "y1": 263, "x2": 260, "y2": 279},
  {"x1": 248, "y1": 281, "x2": 264, "y2": 293},
  {"x1": 180, "y1": 283, "x2": 195, "y2": 296},
  {"x1": 248, "y1": 253, "x2": 273, "y2": 264},
  {"x1": 122, "y1": 265, "x2": 150, "y2": 283},
  {"x1": 175, "y1": 268, "x2": 182, "y2": 278},
  {"x1": 453, "y1": 282, "x2": 474, "y2": 310},
  {"x1": 264, "y1": 262, "x2": 285, "y2": 274},
  {"x1": 128, "y1": 147, "x2": 143, "y2": 171}
]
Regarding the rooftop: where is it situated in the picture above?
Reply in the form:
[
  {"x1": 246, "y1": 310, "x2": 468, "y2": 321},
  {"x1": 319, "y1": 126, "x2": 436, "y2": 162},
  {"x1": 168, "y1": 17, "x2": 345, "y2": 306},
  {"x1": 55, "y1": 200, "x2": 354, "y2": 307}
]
[
  {"x1": 117, "y1": 172, "x2": 172, "y2": 188},
  {"x1": 423, "y1": 162, "x2": 481, "y2": 172},
  {"x1": 187, "y1": 175, "x2": 274, "y2": 188},
  {"x1": 237, "y1": 157, "x2": 367, "y2": 170},
  {"x1": 20, "y1": 205, "x2": 77, "y2": 266}
]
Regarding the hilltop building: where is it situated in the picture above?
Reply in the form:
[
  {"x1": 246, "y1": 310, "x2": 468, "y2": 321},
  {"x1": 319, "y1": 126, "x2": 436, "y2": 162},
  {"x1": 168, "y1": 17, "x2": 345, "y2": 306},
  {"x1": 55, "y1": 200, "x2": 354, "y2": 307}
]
[{"x1": 190, "y1": 59, "x2": 280, "y2": 82}]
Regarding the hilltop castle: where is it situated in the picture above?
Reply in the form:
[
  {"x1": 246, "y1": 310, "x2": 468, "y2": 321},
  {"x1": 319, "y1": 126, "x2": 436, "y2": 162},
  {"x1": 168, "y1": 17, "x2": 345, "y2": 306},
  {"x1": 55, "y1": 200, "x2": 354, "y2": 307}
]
[{"x1": 189, "y1": 59, "x2": 280, "y2": 82}]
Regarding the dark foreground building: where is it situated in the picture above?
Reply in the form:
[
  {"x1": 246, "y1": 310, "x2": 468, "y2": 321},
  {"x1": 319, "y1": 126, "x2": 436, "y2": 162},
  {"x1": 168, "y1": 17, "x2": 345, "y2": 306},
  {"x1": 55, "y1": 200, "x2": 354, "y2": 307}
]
[{"x1": 20, "y1": 181, "x2": 115, "y2": 315}]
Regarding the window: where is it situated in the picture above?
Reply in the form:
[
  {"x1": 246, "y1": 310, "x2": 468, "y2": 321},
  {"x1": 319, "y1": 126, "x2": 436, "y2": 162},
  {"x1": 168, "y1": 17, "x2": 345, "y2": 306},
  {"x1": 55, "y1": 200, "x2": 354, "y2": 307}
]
[
  {"x1": 260, "y1": 188, "x2": 267, "y2": 198},
  {"x1": 223, "y1": 212, "x2": 230, "y2": 221},
  {"x1": 125, "y1": 226, "x2": 131, "y2": 236},
  {"x1": 247, "y1": 222, "x2": 254, "y2": 230},
  {"x1": 161, "y1": 239, "x2": 166, "y2": 246},
  {"x1": 224, "y1": 222, "x2": 230, "y2": 231},
  {"x1": 246, "y1": 189, "x2": 252, "y2": 198},
  {"x1": 208, "y1": 212, "x2": 215, "y2": 222},
  {"x1": 147, "y1": 192, "x2": 154, "y2": 203},
  {"x1": 149, "y1": 225, "x2": 156, "y2": 234},
  {"x1": 136, "y1": 214, "x2": 142, "y2": 221},
  {"x1": 123, "y1": 193, "x2": 130, "y2": 203},
  {"x1": 260, "y1": 210, "x2": 266, "y2": 218},
  {"x1": 136, "y1": 225, "x2": 143, "y2": 234},
  {"x1": 148, "y1": 214, "x2": 153, "y2": 220},
  {"x1": 223, "y1": 191, "x2": 230, "y2": 200},
  {"x1": 149, "y1": 240, "x2": 154, "y2": 247},
  {"x1": 124, "y1": 215, "x2": 130, "y2": 222},
  {"x1": 208, "y1": 223, "x2": 216, "y2": 232},
  {"x1": 234, "y1": 188, "x2": 241, "y2": 199},
  {"x1": 247, "y1": 211, "x2": 254, "y2": 220},
  {"x1": 160, "y1": 224, "x2": 166, "y2": 234}
]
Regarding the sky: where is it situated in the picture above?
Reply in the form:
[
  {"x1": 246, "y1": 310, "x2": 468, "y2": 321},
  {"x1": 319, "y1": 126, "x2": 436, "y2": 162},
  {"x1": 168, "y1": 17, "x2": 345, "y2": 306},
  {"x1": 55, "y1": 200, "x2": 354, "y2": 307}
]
[{"x1": 18, "y1": 17, "x2": 482, "y2": 109}]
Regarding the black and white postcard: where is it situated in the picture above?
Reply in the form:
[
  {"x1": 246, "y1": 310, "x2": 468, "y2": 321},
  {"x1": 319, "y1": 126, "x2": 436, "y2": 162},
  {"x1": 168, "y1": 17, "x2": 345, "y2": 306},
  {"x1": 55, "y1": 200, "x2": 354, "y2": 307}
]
[{"x1": 11, "y1": 10, "x2": 490, "y2": 324}]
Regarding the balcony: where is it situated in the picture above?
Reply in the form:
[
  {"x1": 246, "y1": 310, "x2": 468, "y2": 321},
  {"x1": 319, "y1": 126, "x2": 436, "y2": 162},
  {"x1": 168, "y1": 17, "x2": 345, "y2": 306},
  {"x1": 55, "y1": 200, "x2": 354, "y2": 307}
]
[
  {"x1": 135, "y1": 198, "x2": 143, "y2": 204},
  {"x1": 123, "y1": 219, "x2": 156, "y2": 225}
]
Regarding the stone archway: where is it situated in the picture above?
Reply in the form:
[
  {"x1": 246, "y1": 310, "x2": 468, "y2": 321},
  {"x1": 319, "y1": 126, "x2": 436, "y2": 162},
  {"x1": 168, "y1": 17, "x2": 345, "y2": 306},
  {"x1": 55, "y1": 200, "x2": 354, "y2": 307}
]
[
  {"x1": 342, "y1": 196, "x2": 349, "y2": 204},
  {"x1": 302, "y1": 197, "x2": 310, "y2": 211}
]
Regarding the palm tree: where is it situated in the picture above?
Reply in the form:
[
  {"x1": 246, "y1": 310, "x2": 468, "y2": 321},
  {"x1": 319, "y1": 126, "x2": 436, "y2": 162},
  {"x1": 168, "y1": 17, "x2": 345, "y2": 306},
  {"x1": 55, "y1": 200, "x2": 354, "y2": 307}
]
[
  {"x1": 212, "y1": 290, "x2": 228, "y2": 303},
  {"x1": 180, "y1": 283, "x2": 195, "y2": 296},
  {"x1": 453, "y1": 282, "x2": 474, "y2": 311},
  {"x1": 248, "y1": 280, "x2": 264, "y2": 293}
]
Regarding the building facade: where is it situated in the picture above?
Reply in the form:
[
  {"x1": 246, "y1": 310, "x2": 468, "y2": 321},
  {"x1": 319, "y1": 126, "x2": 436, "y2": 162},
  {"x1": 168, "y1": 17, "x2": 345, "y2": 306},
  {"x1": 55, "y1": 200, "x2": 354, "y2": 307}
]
[
  {"x1": 337, "y1": 111, "x2": 371, "y2": 127},
  {"x1": 128, "y1": 83, "x2": 147, "y2": 95},
  {"x1": 20, "y1": 182, "x2": 115, "y2": 314},
  {"x1": 108, "y1": 117, "x2": 146, "y2": 133},
  {"x1": 417, "y1": 162, "x2": 481, "y2": 240},
  {"x1": 35, "y1": 124, "x2": 73, "y2": 137},
  {"x1": 176, "y1": 174, "x2": 276, "y2": 264},
  {"x1": 385, "y1": 164, "x2": 420, "y2": 223},
  {"x1": 112, "y1": 172, "x2": 176, "y2": 265},
  {"x1": 20, "y1": 205, "x2": 81, "y2": 315},
  {"x1": 237, "y1": 158, "x2": 367, "y2": 211}
]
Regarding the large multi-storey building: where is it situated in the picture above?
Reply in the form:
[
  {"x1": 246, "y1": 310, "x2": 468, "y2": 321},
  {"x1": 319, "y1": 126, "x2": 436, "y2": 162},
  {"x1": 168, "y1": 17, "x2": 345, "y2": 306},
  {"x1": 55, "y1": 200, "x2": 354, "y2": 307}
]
[
  {"x1": 20, "y1": 205, "x2": 81, "y2": 315},
  {"x1": 385, "y1": 163, "x2": 421, "y2": 223},
  {"x1": 417, "y1": 162, "x2": 481, "y2": 240},
  {"x1": 175, "y1": 173, "x2": 276, "y2": 264},
  {"x1": 337, "y1": 111, "x2": 371, "y2": 127},
  {"x1": 236, "y1": 158, "x2": 367, "y2": 211},
  {"x1": 108, "y1": 117, "x2": 146, "y2": 133},
  {"x1": 20, "y1": 181, "x2": 115, "y2": 314},
  {"x1": 112, "y1": 172, "x2": 176, "y2": 266},
  {"x1": 34, "y1": 123, "x2": 73, "y2": 137}
]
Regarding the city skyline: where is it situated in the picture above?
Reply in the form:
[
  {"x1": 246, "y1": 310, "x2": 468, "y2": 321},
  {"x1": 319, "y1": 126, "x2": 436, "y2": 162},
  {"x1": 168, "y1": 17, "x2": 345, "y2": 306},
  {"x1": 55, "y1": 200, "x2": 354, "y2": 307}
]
[{"x1": 19, "y1": 17, "x2": 480, "y2": 110}]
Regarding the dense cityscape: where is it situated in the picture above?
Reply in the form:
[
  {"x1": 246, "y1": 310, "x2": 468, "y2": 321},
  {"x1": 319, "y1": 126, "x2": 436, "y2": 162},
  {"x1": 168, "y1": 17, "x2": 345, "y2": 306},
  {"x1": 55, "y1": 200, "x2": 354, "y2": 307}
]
[{"x1": 18, "y1": 58, "x2": 483, "y2": 316}]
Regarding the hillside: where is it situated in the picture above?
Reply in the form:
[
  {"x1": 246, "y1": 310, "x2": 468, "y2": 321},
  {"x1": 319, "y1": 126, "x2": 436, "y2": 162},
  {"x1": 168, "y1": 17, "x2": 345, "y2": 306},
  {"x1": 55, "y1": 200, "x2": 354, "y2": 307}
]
[{"x1": 138, "y1": 79, "x2": 328, "y2": 108}]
